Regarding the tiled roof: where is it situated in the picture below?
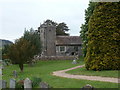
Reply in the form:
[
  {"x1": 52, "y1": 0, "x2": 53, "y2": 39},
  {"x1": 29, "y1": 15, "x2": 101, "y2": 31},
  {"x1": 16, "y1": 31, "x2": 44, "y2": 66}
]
[{"x1": 56, "y1": 36, "x2": 82, "y2": 46}]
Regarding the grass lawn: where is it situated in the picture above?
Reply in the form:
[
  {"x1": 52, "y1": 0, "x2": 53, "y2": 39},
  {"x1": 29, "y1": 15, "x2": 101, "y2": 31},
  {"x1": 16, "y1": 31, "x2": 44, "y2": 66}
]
[
  {"x1": 66, "y1": 66, "x2": 118, "y2": 78},
  {"x1": 2, "y1": 60, "x2": 118, "y2": 88}
]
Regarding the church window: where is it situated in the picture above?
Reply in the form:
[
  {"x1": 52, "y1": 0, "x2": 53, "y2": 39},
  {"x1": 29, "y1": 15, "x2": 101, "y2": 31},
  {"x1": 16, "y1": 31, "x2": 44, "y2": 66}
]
[
  {"x1": 59, "y1": 46, "x2": 66, "y2": 52},
  {"x1": 74, "y1": 46, "x2": 78, "y2": 51}
]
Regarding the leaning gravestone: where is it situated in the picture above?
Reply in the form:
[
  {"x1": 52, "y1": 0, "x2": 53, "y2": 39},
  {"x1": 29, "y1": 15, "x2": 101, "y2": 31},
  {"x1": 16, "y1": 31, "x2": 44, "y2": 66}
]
[
  {"x1": 72, "y1": 60, "x2": 77, "y2": 64},
  {"x1": 2, "y1": 80, "x2": 7, "y2": 88},
  {"x1": 10, "y1": 79, "x2": 16, "y2": 88},
  {"x1": 24, "y1": 78, "x2": 32, "y2": 89},
  {"x1": 13, "y1": 70, "x2": 17, "y2": 78},
  {"x1": 40, "y1": 82, "x2": 49, "y2": 88},
  {"x1": 81, "y1": 84, "x2": 95, "y2": 90}
]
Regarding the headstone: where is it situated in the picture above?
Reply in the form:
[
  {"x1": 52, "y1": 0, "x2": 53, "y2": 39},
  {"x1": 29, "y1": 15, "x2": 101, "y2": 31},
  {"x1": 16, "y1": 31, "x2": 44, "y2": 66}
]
[
  {"x1": 0, "y1": 60, "x2": 2, "y2": 69},
  {"x1": 0, "y1": 69, "x2": 2, "y2": 75},
  {"x1": 40, "y1": 82, "x2": 49, "y2": 88},
  {"x1": 13, "y1": 70, "x2": 17, "y2": 78},
  {"x1": 0, "y1": 80, "x2": 1, "y2": 89},
  {"x1": 2, "y1": 80, "x2": 7, "y2": 88},
  {"x1": 72, "y1": 60, "x2": 77, "y2": 64},
  {"x1": 24, "y1": 78, "x2": 32, "y2": 89},
  {"x1": 81, "y1": 84, "x2": 95, "y2": 90},
  {"x1": 10, "y1": 79, "x2": 16, "y2": 88}
]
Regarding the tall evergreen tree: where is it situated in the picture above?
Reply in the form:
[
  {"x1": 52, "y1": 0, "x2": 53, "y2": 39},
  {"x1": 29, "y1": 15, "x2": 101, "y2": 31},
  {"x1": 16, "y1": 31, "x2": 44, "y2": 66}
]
[
  {"x1": 80, "y1": 2, "x2": 96, "y2": 57},
  {"x1": 85, "y1": 2, "x2": 120, "y2": 70}
]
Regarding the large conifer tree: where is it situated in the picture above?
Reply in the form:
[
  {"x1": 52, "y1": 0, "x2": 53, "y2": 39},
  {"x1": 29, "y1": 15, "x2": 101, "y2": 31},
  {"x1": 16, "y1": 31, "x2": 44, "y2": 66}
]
[
  {"x1": 80, "y1": 2, "x2": 96, "y2": 57},
  {"x1": 85, "y1": 2, "x2": 120, "y2": 70}
]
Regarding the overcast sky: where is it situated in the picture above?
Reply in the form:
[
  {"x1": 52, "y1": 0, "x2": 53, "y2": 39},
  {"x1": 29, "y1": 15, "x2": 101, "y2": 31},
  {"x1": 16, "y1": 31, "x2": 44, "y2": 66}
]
[{"x1": 0, "y1": 0, "x2": 90, "y2": 42}]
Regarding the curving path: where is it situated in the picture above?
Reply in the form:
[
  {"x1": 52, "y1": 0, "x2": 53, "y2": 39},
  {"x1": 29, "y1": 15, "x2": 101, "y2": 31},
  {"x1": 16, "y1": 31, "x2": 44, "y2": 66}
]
[{"x1": 52, "y1": 65, "x2": 119, "y2": 83}]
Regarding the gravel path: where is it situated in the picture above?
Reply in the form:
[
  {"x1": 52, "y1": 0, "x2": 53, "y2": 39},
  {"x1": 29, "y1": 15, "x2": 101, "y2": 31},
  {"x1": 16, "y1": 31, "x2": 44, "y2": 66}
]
[{"x1": 52, "y1": 65, "x2": 119, "y2": 83}]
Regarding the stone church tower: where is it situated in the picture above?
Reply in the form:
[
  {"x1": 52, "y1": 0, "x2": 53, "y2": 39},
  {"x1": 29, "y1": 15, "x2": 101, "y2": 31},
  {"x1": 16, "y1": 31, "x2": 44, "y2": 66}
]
[{"x1": 38, "y1": 21, "x2": 56, "y2": 56}]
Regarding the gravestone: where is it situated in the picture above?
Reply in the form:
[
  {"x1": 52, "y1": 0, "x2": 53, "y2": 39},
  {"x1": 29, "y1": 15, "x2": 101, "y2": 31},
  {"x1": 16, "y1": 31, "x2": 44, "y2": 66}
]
[
  {"x1": 40, "y1": 82, "x2": 49, "y2": 88},
  {"x1": 2, "y1": 80, "x2": 7, "y2": 88},
  {"x1": 24, "y1": 78, "x2": 32, "y2": 89},
  {"x1": 72, "y1": 60, "x2": 77, "y2": 64},
  {"x1": 0, "y1": 69, "x2": 2, "y2": 75},
  {"x1": 81, "y1": 84, "x2": 95, "y2": 90},
  {"x1": 13, "y1": 70, "x2": 17, "y2": 78},
  {"x1": 10, "y1": 79, "x2": 16, "y2": 88},
  {"x1": 0, "y1": 60, "x2": 3, "y2": 69},
  {"x1": 0, "y1": 80, "x2": 2, "y2": 89}
]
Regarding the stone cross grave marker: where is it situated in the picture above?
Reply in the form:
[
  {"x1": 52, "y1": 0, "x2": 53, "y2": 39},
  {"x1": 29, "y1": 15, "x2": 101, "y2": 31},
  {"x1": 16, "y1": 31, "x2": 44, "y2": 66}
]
[
  {"x1": 2, "y1": 80, "x2": 7, "y2": 88},
  {"x1": 10, "y1": 79, "x2": 16, "y2": 88},
  {"x1": 13, "y1": 70, "x2": 17, "y2": 78},
  {"x1": 81, "y1": 84, "x2": 95, "y2": 90},
  {"x1": 40, "y1": 82, "x2": 49, "y2": 88},
  {"x1": 24, "y1": 78, "x2": 32, "y2": 89}
]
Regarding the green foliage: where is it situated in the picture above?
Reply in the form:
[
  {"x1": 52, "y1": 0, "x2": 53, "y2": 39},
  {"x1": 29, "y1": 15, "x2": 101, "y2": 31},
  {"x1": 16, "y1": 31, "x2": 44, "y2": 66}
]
[
  {"x1": 85, "y1": 2, "x2": 120, "y2": 70},
  {"x1": 31, "y1": 77, "x2": 42, "y2": 88},
  {"x1": 23, "y1": 28, "x2": 42, "y2": 58},
  {"x1": 44, "y1": 19, "x2": 69, "y2": 36},
  {"x1": 3, "y1": 59, "x2": 12, "y2": 66},
  {"x1": 2, "y1": 45, "x2": 11, "y2": 60},
  {"x1": 56, "y1": 22, "x2": 69, "y2": 36},
  {"x1": 80, "y1": 2, "x2": 96, "y2": 57},
  {"x1": 7, "y1": 28, "x2": 42, "y2": 72},
  {"x1": 16, "y1": 78, "x2": 24, "y2": 88}
]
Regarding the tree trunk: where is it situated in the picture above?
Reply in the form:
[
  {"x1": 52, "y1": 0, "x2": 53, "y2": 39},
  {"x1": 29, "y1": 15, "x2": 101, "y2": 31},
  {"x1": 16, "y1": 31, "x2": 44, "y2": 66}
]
[{"x1": 19, "y1": 63, "x2": 24, "y2": 72}]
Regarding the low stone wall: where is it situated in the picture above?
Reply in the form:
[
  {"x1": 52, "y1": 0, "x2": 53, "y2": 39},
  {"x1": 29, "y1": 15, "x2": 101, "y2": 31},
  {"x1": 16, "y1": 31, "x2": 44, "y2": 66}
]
[{"x1": 37, "y1": 56, "x2": 76, "y2": 60}]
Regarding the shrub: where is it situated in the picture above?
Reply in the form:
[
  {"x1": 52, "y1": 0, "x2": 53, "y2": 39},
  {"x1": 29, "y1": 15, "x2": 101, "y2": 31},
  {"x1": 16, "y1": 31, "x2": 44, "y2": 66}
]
[{"x1": 31, "y1": 77, "x2": 42, "y2": 88}]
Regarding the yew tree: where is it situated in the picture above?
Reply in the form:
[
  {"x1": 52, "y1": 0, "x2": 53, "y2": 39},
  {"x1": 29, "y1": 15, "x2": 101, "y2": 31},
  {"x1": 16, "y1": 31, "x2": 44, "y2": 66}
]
[
  {"x1": 80, "y1": 2, "x2": 96, "y2": 57},
  {"x1": 85, "y1": 2, "x2": 120, "y2": 70}
]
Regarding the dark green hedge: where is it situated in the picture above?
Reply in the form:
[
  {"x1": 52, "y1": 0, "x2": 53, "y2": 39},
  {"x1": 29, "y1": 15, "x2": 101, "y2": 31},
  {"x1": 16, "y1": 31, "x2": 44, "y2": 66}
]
[{"x1": 85, "y1": 2, "x2": 120, "y2": 70}]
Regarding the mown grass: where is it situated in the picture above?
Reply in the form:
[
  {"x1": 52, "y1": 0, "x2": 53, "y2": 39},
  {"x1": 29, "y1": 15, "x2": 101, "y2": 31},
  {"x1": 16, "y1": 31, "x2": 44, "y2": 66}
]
[
  {"x1": 2, "y1": 60, "x2": 118, "y2": 88},
  {"x1": 67, "y1": 66, "x2": 118, "y2": 78}
]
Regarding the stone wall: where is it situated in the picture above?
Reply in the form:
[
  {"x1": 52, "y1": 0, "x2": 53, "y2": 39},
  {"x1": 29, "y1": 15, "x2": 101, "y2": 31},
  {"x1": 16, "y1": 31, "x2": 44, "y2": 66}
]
[{"x1": 37, "y1": 56, "x2": 76, "y2": 60}]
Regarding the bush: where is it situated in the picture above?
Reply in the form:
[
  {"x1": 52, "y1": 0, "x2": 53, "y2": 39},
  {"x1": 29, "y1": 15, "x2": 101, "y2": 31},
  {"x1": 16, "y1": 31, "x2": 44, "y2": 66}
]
[
  {"x1": 31, "y1": 77, "x2": 42, "y2": 88},
  {"x1": 16, "y1": 78, "x2": 24, "y2": 88}
]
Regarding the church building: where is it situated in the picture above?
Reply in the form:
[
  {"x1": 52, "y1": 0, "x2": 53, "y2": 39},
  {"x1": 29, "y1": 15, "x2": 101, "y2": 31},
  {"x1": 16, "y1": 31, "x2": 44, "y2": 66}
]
[{"x1": 38, "y1": 21, "x2": 82, "y2": 57}]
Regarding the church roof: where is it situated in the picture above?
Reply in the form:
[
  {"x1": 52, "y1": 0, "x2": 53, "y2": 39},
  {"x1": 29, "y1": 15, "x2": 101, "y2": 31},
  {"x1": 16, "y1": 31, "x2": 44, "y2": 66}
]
[{"x1": 56, "y1": 36, "x2": 82, "y2": 46}]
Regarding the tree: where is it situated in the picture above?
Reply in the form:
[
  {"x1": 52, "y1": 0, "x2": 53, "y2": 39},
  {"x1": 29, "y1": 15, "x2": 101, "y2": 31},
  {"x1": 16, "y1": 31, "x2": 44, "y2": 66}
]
[
  {"x1": 85, "y1": 2, "x2": 120, "y2": 70},
  {"x1": 56, "y1": 22, "x2": 69, "y2": 36},
  {"x1": 44, "y1": 19, "x2": 57, "y2": 26},
  {"x1": 23, "y1": 28, "x2": 42, "y2": 58},
  {"x1": 2, "y1": 45, "x2": 10, "y2": 60},
  {"x1": 8, "y1": 38, "x2": 31, "y2": 72},
  {"x1": 44, "y1": 19, "x2": 70, "y2": 36},
  {"x1": 80, "y1": 2, "x2": 96, "y2": 57},
  {"x1": 7, "y1": 29, "x2": 42, "y2": 72}
]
